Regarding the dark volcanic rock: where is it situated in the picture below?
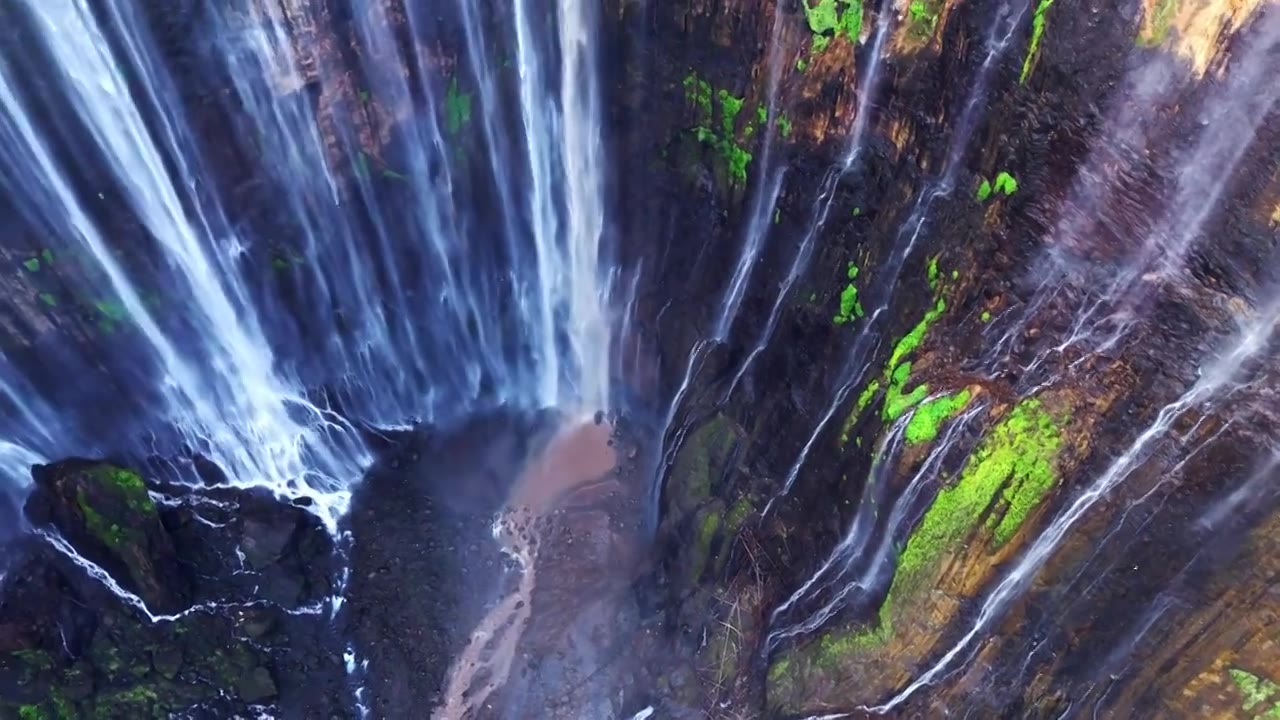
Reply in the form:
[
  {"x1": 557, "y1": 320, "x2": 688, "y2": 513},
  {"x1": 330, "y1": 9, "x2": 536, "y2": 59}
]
[
  {"x1": 24, "y1": 460, "x2": 186, "y2": 614},
  {"x1": 0, "y1": 459, "x2": 351, "y2": 718},
  {"x1": 341, "y1": 409, "x2": 553, "y2": 718}
]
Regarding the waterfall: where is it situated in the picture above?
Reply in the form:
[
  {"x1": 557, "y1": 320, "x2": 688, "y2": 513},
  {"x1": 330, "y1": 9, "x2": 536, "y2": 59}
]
[{"x1": 0, "y1": 0, "x2": 613, "y2": 520}]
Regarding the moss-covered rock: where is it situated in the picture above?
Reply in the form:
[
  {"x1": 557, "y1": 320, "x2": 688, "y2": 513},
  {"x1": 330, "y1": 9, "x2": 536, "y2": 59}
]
[
  {"x1": 665, "y1": 415, "x2": 742, "y2": 519},
  {"x1": 23, "y1": 460, "x2": 185, "y2": 613}
]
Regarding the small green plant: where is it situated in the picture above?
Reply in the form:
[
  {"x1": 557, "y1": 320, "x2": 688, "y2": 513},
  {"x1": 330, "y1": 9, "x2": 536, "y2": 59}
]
[
  {"x1": 803, "y1": 0, "x2": 863, "y2": 53},
  {"x1": 95, "y1": 300, "x2": 127, "y2": 322},
  {"x1": 981, "y1": 310, "x2": 992, "y2": 322},
  {"x1": 682, "y1": 73, "x2": 789, "y2": 189},
  {"x1": 977, "y1": 171, "x2": 1018, "y2": 201},
  {"x1": 907, "y1": 0, "x2": 939, "y2": 35},
  {"x1": 444, "y1": 78, "x2": 473, "y2": 135},
  {"x1": 22, "y1": 257, "x2": 39, "y2": 272},
  {"x1": 832, "y1": 261, "x2": 865, "y2": 325},
  {"x1": 1228, "y1": 668, "x2": 1280, "y2": 717},
  {"x1": 993, "y1": 171, "x2": 1019, "y2": 195},
  {"x1": 1019, "y1": 0, "x2": 1055, "y2": 84},
  {"x1": 38, "y1": 292, "x2": 57, "y2": 307},
  {"x1": 777, "y1": 114, "x2": 793, "y2": 138}
]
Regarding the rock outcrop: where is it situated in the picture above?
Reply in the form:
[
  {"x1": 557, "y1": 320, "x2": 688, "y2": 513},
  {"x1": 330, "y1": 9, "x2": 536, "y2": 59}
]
[{"x1": 0, "y1": 459, "x2": 348, "y2": 719}]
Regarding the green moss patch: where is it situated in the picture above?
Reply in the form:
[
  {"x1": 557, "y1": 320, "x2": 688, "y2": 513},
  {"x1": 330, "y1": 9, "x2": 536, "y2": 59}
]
[
  {"x1": 445, "y1": 78, "x2": 472, "y2": 135},
  {"x1": 669, "y1": 415, "x2": 739, "y2": 514},
  {"x1": 1019, "y1": 0, "x2": 1055, "y2": 83},
  {"x1": 91, "y1": 466, "x2": 154, "y2": 512},
  {"x1": 1229, "y1": 668, "x2": 1280, "y2": 717},
  {"x1": 906, "y1": 0, "x2": 942, "y2": 37},
  {"x1": 894, "y1": 398, "x2": 1062, "y2": 592},
  {"x1": 803, "y1": 0, "x2": 863, "y2": 54},
  {"x1": 904, "y1": 390, "x2": 973, "y2": 445}
]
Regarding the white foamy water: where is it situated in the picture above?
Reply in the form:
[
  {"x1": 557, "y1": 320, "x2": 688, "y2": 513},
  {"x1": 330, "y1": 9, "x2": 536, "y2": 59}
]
[{"x1": 0, "y1": 0, "x2": 615, "y2": 525}]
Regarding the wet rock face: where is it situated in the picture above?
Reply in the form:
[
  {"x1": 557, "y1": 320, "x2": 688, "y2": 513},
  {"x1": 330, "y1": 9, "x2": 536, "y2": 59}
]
[
  {"x1": 0, "y1": 459, "x2": 349, "y2": 719},
  {"x1": 604, "y1": 0, "x2": 1280, "y2": 716}
]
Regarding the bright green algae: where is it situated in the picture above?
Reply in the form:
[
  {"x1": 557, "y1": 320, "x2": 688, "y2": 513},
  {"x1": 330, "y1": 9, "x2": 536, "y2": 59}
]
[
  {"x1": 833, "y1": 262, "x2": 865, "y2": 325},
  {"x1": 904, "y1": 390, "x2": 972, "y2": 445},
  {"x1": 896, "y1": 398, "x2": 1062, "y2": 590},
  {"x1": 1229, "y1": 668, "x2": 1280, "y2": 717},
  {"x1": 1019, "y1": 0, "x2": 1055, "y2": 84},
  {"x1": 803, "y1": 0, "x2": 863, "y2": 51}
]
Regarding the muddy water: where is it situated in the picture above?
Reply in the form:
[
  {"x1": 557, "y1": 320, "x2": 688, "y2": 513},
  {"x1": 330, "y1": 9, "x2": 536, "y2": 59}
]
[
  {"x1": 433, "y1": 416, "x2": 629, "y2": 719},
  {"x1": 506, "y1": 418, "x2": 617, "y2": 516}
]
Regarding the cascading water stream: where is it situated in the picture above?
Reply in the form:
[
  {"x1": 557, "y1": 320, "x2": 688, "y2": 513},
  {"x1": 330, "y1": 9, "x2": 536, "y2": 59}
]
[
  {"x1": 0, "y1": 5, "x2": 615, "y2": 715},
  {"x1": 760, "y1": 0, "x2": 1027, "y2": 515},
  {"x1": 868, "y1": 288, "x2": 1280, "y2": 712},
  {"x1": 711, "y1": 1, "x2": 791, "y2": 341},
  {"x1": 722, "y1": 0, "x2": 898, "y2": 398},
  {"x1": 767, "y1": 402, "x2": 986, "y2": 650},
  {"x1": 0, "y1": 0, "x2": 614, "y2": 520},
  {"x1": 0, "y1": 0, "x2": 367, "y2": 527},
  {"x1": 988, "y1": 12, "x2": 1280, "y2": 383}
]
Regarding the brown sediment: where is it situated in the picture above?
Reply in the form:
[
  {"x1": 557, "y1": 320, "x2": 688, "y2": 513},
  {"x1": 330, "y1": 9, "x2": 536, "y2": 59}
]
[
  {"x1": 432, "y1": 417, "x2": 620, "y2": 719},
  {"x1": 432, "y1": 510, "x2": 538, "y2": 720},
  {"x1": 505, "y1": 418, "x2": 618, "y2": 517}
]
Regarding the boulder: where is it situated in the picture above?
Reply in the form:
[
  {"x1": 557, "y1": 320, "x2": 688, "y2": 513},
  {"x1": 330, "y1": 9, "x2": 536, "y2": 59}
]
[{"x1": 24, "y1": 460, "x2": 187, "y2": 614}]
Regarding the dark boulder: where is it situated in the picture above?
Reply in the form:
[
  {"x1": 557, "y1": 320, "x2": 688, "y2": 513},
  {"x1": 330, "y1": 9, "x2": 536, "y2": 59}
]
[{"x1": 23, "y1": 460, "x2": 186, "y2": 614}]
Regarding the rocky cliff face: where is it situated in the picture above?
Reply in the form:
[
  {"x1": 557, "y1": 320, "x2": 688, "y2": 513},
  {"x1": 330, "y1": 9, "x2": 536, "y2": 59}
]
[
  {"x1": 615, "y1": 0, "x2": 1280, "y2": 716},
  {"x1": 0, "y1": 0, "x2": 1277, "y2": 718}
]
